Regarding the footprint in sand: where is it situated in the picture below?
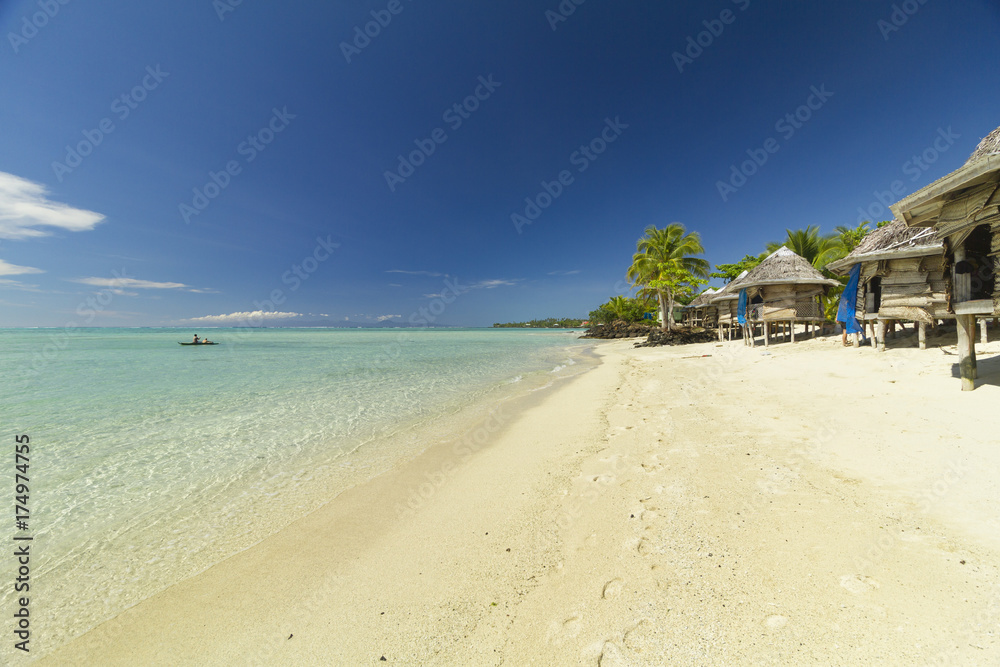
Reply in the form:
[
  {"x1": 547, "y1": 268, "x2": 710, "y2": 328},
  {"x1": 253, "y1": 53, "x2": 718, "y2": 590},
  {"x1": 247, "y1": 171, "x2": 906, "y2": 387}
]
[
  {"x1": 601, "y1": 578, "x2": 624, "y2": 599},
  {"x1": 650, "y1": 564, "x2": 671, "y2": 590},
  {"x1": 596, "y1": 641, "x2": 628, "y2": 666},
  {"x1": 637, "y1": 538, "x2": 656, "y2": 556},
  {"x1": 638, "y1": 497, "x2": 663, "y2": 512},
  {"x1": 547, "y1": 613, "x2": 583, "y2": 645},
  {"x1": 622, "y1": 617, "x2": 650, "y2": 646},
  {"x1": 839, "y1": 574, "x2": 880, "y2": 594},
  {"x1": 639, "y1": 461, "x2": 663, "y2": 474}
]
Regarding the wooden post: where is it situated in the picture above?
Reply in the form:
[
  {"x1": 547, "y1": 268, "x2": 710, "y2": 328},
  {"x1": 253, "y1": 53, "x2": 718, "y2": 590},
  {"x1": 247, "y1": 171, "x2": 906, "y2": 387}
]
[
  {"x1": 877, "y1": 320, "x2": 886, "y2": 352},
  {"x1": 980, "y1": 318, "x2": 988, "y2": 345},
  {"x1": 954, "y1": 247, "x2": 971, "y2": 303},
  {"x1": 790, "y1": 321, "x2": 796, "y2": 343},
  {"x1": 971, "y1": 319, "x2": 978, "y2": 380},
  {"x1": 918, "y1": 321, "x2": 926, "y2": 350},
  {"x1": 763, "y1": 321, "x2": 769, "y2": 347},
  {"x1": 956, "y1": 314, "x2": 976, "y2": 391}
]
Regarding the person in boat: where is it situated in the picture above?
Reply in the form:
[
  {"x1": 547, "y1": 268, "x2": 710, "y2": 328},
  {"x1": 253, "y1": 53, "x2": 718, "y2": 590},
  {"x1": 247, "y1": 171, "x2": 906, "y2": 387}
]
[{"x1": 192, "y1": 334, "x2": 200, "y2": 344}]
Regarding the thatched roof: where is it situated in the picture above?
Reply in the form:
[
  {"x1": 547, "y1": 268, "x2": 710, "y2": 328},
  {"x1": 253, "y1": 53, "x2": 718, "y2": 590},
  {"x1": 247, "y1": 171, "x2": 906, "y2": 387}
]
[
  {"x1": 967, "y1": 125, "x2": 1000, "y2": 165},
  {"x1": 709, "y1": 270, "x2": 749, "y2": 302},
  {"x1": 892, "y1": 123, "x2": 1000, "y2": 227},
  {"x1": 826, "y1": 220, "x2": 941, "y2": 273},
  {"x1": 685, "y1": 288, "x2": 718, "y2": 309},
  {"x1": 738, "y1": 247, "x2": 838, "y2": 289}
]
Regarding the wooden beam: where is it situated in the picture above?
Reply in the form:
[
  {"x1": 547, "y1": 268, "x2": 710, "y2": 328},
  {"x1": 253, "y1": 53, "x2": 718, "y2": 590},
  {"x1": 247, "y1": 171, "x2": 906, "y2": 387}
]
[
  {"x1": 877, "y1": 320, "x2": 886, "y2": 352},
  {"x1": 918, "y1": 321, "x2": 926, "y2": 350},
  {"x1": 956, "y1": 314, "x2": 976, "y2": 391}
]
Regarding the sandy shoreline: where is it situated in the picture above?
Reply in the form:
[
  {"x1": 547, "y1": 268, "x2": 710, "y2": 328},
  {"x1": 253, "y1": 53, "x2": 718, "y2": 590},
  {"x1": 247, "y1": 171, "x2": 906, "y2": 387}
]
[{"x1": 42, "y1": 333, "x2": 1000, "y2": 665}]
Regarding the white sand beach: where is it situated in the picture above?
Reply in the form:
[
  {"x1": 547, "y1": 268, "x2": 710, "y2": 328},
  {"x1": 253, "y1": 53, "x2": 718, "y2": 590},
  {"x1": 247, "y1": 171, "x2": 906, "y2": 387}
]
[{"x1": 42, "y1": 332, "x2": 1000, "y2": 665}]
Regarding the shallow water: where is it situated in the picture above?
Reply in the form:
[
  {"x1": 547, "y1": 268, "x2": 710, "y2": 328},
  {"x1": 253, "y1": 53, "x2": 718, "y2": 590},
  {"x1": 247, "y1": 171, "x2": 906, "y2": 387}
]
[{"x1": 0, "y1": 327, "x2": 594, "y2": 657}]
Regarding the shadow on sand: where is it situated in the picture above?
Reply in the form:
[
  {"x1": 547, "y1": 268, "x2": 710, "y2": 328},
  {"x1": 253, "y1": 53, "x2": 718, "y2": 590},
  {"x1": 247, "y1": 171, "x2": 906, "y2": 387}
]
[{"x1": 950, "y1": 352, "x2": 1000, "y2": 389}]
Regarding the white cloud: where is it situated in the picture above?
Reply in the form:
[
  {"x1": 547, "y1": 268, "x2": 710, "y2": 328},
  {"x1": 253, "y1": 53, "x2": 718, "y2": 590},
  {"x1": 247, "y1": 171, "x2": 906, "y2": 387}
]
[
  {"x1": 386, "y1": 269, "x2": 445, "y2": 277},
  {"x1": 471, "y1": 279, "x2": 519, "y2": 289},
  {"x1": 547, "y1": 270, "x2": 581, "y2": 276},
  {"x1": 70, "y1": 277, "x2": 217, "y2": 294},
  {"x1": 0, "y1": 278, "x2": 43, "y2": 292},
  {"x1": 0, "y1": 259, "x2": 44, "y2": 276},
  {"x1": 72, "y1": 277, "x2": 189, "y2": 290},
  {"x1": 0, "y1": 172, "x2": 105, "y2": 240},
  {"x1": 181, "y1": 311, "x2": 304, "y2": 325},
  {"x1": 376, "y1": 314, "x2": 400, "y2": 322}
]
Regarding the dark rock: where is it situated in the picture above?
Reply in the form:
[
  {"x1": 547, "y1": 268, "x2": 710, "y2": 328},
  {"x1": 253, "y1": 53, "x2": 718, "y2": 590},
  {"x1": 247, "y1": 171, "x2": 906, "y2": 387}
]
[
  {"x1": 634, "y1": 326, "x2": 717, "y2": 347},
  {"x1": 580, "y1": 322, "x2": 655, "y2": 339}
]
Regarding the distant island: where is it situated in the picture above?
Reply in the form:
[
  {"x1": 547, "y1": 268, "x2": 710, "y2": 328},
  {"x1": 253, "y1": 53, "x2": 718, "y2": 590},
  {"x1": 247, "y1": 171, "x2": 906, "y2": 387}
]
[{"x1": 492, "y1": 318, "x2": 585, "y2": 328}]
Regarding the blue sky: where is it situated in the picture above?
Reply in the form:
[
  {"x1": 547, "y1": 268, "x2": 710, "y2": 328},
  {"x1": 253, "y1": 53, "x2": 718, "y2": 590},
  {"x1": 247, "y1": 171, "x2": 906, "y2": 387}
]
[{"x1": 1, "y1": 0, "x2": 998, "y2": 327}]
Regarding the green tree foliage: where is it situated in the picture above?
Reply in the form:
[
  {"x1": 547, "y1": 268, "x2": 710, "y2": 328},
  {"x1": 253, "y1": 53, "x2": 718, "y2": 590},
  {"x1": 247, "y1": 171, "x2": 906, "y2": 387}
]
[
  {"x1": 648, "y1": 264, "x2": 706, "y2": 312},
  {"x1": 492, "y1": 318, "x2": 585, "y2": 328},
  {"x1": 587, "y1": 296, "x2": 656, "y2": 325},
  {"x1": 834, "y1": 221, "x2": 872, "y2": 254},
  {"x1": 626, "y1": 224, "x2": 709, "y2": 331},
  {"x1": 710, "y1": 252, "x2": 767, "y2": 283},
  {"x1": 766, "y1": 225, "x2": 843, "y2": 270}
]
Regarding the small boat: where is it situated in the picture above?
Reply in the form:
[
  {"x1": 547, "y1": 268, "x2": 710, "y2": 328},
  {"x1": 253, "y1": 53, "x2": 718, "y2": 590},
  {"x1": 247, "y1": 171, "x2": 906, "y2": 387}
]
[{"x1": 178, "y1": 341, "x2": 218, "y2": 346}]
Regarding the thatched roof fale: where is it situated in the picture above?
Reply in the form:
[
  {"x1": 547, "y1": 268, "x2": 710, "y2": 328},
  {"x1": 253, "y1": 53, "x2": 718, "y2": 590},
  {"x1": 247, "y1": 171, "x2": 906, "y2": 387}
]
[
  {"x1": 684, "y1": 288, "x2": 718, "y2": 309},
  {"x1": 737, "y1": 247, "x2": 838, "y2": 289},
  {"x1": 826, "y1": 220, "x2": 941, "y2": 274},
  {"x1": 967, "y1": 125, "x2": 1000, "y2": 165},
  {"x1": 892, "y1": 123, "x2": 1000, "y2": 228},
  {"x1": 709, "y1": 270, "x2": 749, "y2": 302}
]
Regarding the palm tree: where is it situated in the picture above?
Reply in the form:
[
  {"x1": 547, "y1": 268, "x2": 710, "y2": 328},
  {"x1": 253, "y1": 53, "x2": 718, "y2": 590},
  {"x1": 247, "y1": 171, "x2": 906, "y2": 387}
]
[
  {"x1": 766, "y1": 225, "x2": 843, "y2": 272},
  {"x1": 607, "y1": 296, "x2": 631, "y2": 320},
  {"x1": 834, "y1": 221, "x2": 871, "y2": 254},
  {"x1": 627, "y1": 224, "x2": 709, "y2": 332}
]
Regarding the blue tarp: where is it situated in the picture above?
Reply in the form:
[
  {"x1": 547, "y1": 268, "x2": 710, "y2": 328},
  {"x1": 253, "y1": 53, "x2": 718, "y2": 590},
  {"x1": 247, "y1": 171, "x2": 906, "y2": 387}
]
[
  {"x1": 837, "y1": 263, "x2": 864, "y2": 335},
  {"x1": 737, "y1": 289, "x2": 747, "y2": 325}
]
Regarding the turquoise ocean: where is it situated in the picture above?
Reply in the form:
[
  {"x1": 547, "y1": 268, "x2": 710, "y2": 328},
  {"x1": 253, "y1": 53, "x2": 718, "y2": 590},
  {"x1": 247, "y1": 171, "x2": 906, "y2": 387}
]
[{"x1": 0, "y1": 327, "x2": 595, "y2": 656}]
